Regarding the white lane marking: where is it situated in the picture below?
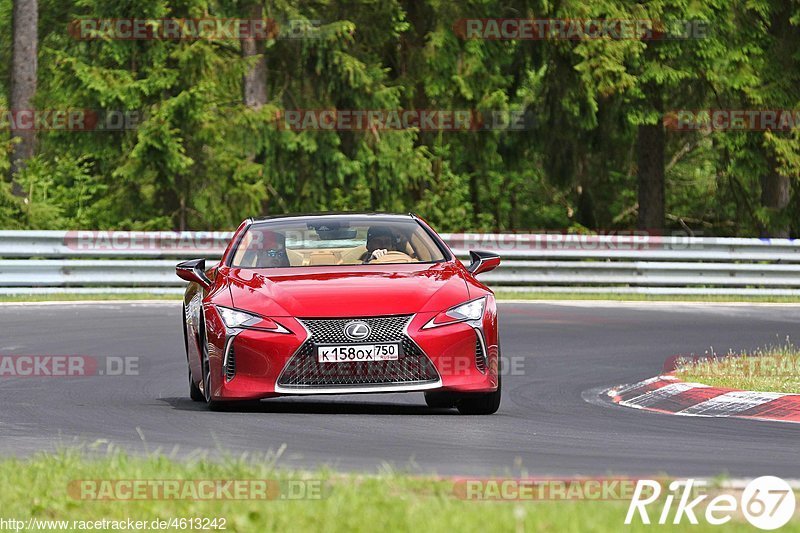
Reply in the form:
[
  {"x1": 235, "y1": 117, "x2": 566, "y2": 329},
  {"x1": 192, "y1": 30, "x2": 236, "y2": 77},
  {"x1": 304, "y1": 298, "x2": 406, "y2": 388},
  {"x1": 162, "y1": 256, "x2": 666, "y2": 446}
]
[
  {"x1": 597, "y1": 379, "x2": 800, "y2": 424},
  {"x1": 678, "y1": 390, "x2": 786, "y2": 416},
  {"x1": 498, "y1": 300, "x2": 800, "y2": 308},
  {"x1": 591, "y1": 384, "x2": 800, "y2": 425},
  {"x1": 0, "y1": 300, "x2": 180, "y2": 307},
  {"x1": 619, "y1": 382, "x2": 706, "y2": 409},
  {"x1": 608, "y1": 376, "x2": 675, "y2": 398}
]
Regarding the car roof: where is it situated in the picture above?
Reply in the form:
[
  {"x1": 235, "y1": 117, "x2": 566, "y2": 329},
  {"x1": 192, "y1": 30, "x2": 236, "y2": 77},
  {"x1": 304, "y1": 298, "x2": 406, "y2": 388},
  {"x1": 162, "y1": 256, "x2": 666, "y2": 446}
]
[{"x1": 249, "y1": 212, "x2": 417, "y2": 224}]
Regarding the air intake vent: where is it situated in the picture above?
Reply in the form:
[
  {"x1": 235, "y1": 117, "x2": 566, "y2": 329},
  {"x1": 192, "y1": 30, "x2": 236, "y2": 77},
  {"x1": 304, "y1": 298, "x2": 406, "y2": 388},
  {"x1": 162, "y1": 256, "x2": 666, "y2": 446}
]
[
  {"x1": 225, "y1": 345, "x2": 236, "y2": 382},
  {"x1": 475, "y1": 331, "x2": 487, "y2": 373}
]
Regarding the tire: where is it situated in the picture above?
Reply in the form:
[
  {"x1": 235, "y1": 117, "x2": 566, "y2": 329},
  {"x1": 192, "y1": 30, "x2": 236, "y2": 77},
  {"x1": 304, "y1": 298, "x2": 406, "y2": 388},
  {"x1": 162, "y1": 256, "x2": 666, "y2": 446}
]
[
  {"x1": 424, "y1": 391, "x2": 458, "y2": 409},
  {"x1": 184, "y1": 305, "x2": 205, "y2": 402},
  {"x1": 456, "y1": 374, "x2": 502, "y2": 415},
  {"x1": 197, "y1": 314, "x2": 226, "y2": 411},
  {"x1": 189, "y1": 367, "x2": 204, "y2": 402},
  {"x1": 201, "y1": 341, "x2": 224, "y2": 410}
]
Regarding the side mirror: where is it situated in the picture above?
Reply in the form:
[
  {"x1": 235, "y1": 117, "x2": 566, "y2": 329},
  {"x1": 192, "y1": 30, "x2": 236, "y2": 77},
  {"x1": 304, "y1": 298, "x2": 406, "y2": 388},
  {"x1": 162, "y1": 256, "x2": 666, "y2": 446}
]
[
  {"x1": 176, "y1": 259, "x2": 212, "y2": 289},
  {"x1": 467, "y1": 250, "x2": 501, "y2": 276}
]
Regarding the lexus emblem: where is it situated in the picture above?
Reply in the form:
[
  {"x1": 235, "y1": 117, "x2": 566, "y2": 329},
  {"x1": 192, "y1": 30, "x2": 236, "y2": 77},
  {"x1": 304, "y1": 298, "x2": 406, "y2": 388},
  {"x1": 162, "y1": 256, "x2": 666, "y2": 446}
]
[{"x1": 344, "y1": 321, "x2": 371, "y2": 341}]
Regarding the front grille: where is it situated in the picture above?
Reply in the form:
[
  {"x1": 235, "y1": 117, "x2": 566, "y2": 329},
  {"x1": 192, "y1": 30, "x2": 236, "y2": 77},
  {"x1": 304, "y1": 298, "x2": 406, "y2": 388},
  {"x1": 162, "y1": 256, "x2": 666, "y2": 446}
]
[
  {"x1": 277, "y1": 315, "x2": 440, "y2": 388},
  {"x1": 300, "y1": 316, "x2": 410, "y2": 343},
  {"x1": 474, "y1": 331, "x2": 487, "y2": 373}
]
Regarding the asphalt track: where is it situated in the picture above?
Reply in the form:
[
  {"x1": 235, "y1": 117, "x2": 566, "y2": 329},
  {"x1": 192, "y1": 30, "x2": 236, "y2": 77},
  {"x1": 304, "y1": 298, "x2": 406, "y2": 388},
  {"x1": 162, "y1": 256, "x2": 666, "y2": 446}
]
[{"x1": 1, "y1": 301, "x2": 799, "y2": 477}]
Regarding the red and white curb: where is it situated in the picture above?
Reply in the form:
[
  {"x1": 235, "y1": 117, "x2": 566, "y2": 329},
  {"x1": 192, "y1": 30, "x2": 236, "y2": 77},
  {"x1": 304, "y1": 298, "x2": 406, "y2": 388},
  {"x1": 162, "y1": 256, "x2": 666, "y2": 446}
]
[{"x1": 607, "y1": 375, "x2": 800, "y2": 424}]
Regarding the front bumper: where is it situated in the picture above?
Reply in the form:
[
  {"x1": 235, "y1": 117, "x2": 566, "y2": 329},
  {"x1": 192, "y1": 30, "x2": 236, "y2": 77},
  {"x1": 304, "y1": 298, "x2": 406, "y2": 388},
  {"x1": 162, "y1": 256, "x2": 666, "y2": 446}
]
[{"x1": 206, "y1": 312, "x2": 498, "y2": 401}]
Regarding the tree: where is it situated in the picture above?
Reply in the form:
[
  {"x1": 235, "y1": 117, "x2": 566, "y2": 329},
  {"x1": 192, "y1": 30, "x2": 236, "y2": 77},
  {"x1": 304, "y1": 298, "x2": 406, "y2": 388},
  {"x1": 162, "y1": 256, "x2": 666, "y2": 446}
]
[
  {"x1": 756, "y1": 2, "x2": 799, "y2": 237},
  {"x1": 637, "y1": 81, "x2": 665, "y2": 231},
  {"x1": 9, "y1": 0, "x2": 38, "y2": 196},
  {"x1": 242, "y1": 1, "x2": 267, "y2": 109},
  {"x1": 1, "y1": 0, "x2": 797, "y2": 236}
]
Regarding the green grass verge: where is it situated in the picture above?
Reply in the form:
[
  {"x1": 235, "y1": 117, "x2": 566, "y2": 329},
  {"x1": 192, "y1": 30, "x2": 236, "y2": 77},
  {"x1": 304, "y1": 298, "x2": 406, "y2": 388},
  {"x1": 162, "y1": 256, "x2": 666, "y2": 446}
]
[
  {"x1": 675, "y1": 342, "x2": 800, "y2": 393},
  {"x1": 0, "y1": 448, "x2": 783, "y2": 532},
  {"x1": 494, "y1": 291, "x2": 800, "y2": 303},
  {"x1": 0, "y1": 293, "x2": 182, "y2": 302}
]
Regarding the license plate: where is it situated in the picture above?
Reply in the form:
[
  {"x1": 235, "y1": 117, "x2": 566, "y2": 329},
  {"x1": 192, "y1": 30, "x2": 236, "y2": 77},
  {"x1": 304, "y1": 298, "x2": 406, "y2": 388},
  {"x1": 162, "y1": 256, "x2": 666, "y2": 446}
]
[{"x1": 317, "y1": 343, "x2": 400, "y2": 363}]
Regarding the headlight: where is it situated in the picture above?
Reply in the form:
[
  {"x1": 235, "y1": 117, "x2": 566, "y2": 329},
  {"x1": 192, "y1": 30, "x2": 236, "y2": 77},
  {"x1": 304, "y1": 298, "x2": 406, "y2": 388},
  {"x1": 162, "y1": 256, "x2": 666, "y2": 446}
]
[
  {"x1": 215, "y1": 305, "x2": 291, "y2": 333},
  {"x1": 445, "y1": 298, "x2": 485, "y2": 321},
  {"x1": 423, "y1": 297, "x2": 486, "y2": 329}
]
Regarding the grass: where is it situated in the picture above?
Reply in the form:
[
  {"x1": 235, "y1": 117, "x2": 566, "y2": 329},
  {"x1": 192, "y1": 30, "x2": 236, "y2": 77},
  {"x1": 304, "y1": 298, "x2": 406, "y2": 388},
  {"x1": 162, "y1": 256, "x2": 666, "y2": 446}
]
[
  {"x1": 0, "y1": 447, "x2": 782, "y2": 532},
  {"x1": 2, "y1": 291, "x2": 800, "y2": 304},
  {"x1": 0, "y1": 293, "x2": 182, "y2": 303},
  {"x1": 494, "y1": 291, "x2": 800, "y2": 303},
  {"x1": 675, "y1": 342, "x2": 800, "y2": 393}
]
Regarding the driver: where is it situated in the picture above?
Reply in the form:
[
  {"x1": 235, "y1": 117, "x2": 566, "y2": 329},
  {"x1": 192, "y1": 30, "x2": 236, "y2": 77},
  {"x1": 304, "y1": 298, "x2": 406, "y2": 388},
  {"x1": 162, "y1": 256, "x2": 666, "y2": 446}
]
[{"x1": 360, "y1": 226, "x2": 396, "y2": 263}]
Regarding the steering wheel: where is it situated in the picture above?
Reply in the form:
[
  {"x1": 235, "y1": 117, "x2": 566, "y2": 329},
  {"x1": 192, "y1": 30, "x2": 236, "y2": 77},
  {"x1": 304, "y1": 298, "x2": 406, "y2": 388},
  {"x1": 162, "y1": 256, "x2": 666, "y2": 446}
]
[{"x1": 369, "y1": 251, "x2": 415, "y2": 264}]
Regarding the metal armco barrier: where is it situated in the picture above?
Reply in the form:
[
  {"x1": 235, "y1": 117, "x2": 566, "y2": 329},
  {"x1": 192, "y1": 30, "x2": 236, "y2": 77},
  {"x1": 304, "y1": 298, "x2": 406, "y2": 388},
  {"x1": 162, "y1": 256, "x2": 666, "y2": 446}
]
[{"x1": 1, "y1": 230, "x2": 799, "y2": 295}]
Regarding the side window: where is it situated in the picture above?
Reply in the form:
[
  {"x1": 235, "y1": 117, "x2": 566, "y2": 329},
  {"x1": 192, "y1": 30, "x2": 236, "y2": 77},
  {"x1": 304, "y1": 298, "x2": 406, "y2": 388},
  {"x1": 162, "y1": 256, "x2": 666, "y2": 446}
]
[
  {"x1": 409, "y1": 230, "x2": 434, "y2": 261},
  {"x1": 231, "y1": 231, "x2": 253, "y2": 266}
]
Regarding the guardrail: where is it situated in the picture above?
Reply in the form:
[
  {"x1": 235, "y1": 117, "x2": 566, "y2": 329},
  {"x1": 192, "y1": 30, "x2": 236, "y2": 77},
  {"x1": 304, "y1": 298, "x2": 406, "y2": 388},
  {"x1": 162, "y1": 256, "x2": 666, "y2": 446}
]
[{"x1": 1, "y1": 230, "x2": 799, "y2": 295}]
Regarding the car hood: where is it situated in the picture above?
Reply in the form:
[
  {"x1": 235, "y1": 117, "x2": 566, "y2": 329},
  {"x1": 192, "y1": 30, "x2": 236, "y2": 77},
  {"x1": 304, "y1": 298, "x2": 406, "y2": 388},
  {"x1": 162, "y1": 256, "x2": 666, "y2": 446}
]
[{"x1": 226, "y1": 262, "x2": 469, "y2": 317}]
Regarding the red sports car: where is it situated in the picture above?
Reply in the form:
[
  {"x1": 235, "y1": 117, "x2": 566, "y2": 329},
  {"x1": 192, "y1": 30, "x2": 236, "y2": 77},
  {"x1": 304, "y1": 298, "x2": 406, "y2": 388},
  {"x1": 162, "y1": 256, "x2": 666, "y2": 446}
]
[{"x1": 177, "y1": 213, "x2": 501, "y2": 414}]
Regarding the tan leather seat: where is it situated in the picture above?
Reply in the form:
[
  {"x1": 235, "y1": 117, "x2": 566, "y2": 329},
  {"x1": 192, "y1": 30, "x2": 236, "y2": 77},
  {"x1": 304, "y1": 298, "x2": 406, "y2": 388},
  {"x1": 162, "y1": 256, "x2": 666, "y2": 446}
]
[
  {"x1": 286, "y1": 248, "x2": 304, "y2": 266},
  {"x1": 339, "y1": 245, "x2": 367, "y2": 264},
  {"x1": 308, "y1": 251, "x2": 339, "y2": 266}
]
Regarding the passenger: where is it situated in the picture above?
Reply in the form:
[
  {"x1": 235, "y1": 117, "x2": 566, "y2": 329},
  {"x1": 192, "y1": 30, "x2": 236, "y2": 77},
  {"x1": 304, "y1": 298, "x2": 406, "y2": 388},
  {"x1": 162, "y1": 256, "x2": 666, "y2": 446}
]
[{"x1": 253, "y1": 230, "x2": 290, "y2": 268}]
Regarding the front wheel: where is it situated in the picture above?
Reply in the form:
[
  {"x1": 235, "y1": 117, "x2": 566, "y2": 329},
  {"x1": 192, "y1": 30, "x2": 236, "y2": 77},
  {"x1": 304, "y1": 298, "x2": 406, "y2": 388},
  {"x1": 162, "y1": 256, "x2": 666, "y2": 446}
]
[
  {"x1": 198, "y1": 316, "x2": 226, "y2": 411},
  {"x1": 189, "y1": 367, "x2": 204, "y2": 402},
  {"x1": 424, "y1": 391, "x2": 458, "y2": 409},
  {"x1": 456, "y1": 374, "x2": 502, "y2": 415},
  {"x1": 184, "y1": 305, "x2": 204, "y2": 402}
]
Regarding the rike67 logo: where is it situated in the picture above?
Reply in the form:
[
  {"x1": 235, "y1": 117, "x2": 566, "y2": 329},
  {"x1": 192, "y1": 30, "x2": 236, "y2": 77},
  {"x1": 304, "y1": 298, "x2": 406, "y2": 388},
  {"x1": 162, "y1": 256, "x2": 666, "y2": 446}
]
[{"x1": 626, "y1": 476, "x2": 796, "y2": 530}]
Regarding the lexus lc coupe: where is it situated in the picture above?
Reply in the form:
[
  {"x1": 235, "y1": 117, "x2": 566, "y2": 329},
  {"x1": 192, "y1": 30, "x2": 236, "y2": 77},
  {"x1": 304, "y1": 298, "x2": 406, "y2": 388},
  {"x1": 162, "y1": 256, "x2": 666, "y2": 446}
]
[{"x1": 177, "y1": 213, "x2": 502, "y2": 414}]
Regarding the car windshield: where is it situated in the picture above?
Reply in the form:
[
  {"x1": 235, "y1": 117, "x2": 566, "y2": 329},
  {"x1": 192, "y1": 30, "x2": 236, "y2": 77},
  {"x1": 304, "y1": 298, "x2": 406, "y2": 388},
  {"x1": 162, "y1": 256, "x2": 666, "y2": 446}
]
[{"x1": 229, "y1": 216, "x2": 449, "y2": 268}]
